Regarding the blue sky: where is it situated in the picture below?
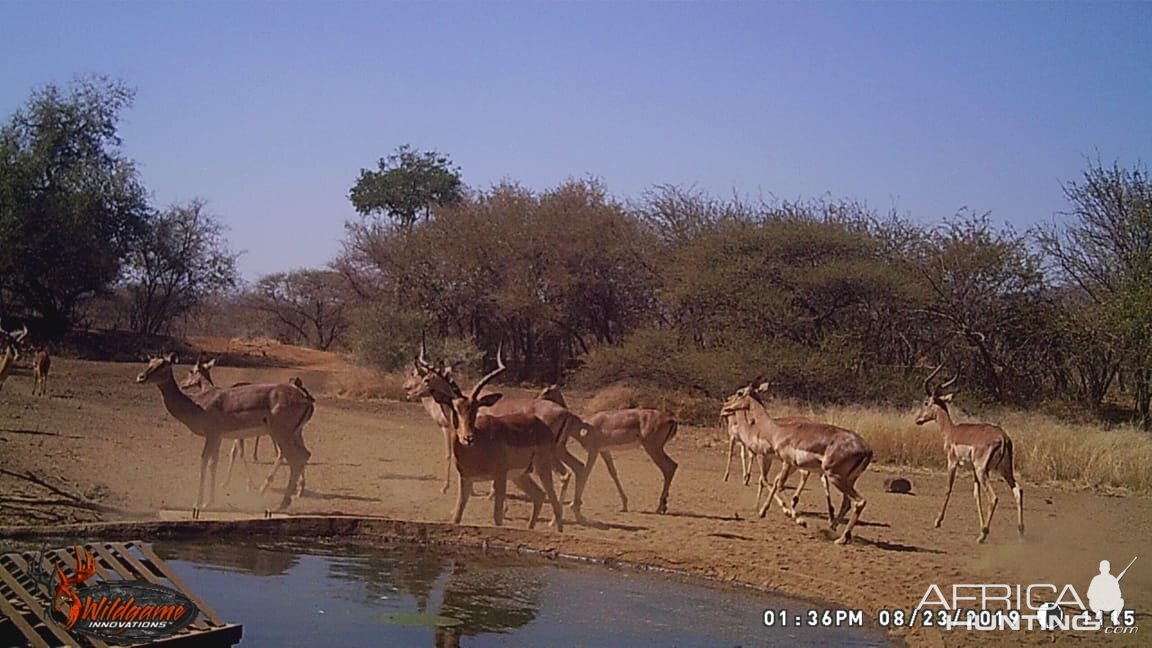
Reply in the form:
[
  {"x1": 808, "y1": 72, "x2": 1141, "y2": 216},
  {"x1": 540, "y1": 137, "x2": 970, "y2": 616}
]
[{"x1": 2, "y1": 1, "x2": 1149, "y2": 281}]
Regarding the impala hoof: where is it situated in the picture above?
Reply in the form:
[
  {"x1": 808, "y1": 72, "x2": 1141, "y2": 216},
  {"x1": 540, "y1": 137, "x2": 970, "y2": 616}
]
[
  {"x1": 934, "y1": 519, "x2": 943, "y2": 528},
  {"x1": 834, "y1": 535, "x2": 852, "y2": 546}
]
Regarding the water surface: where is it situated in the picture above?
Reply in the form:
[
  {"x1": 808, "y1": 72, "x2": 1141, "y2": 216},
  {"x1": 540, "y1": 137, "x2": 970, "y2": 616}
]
[{"x1": 158, "y1": 541, "x2": 890, "y2": 647}]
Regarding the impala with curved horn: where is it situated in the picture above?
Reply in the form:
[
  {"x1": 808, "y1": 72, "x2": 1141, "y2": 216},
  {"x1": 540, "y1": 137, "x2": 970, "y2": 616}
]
[
  {"x1": 405, "y1": 338, "x2": 586, "y2": 514},
  {"x1": 915, "y1": 365, "x2": 1024, "y2": 543},
  {"x1": 441, "y1": 344, "x2": 565, "y2": 530}
]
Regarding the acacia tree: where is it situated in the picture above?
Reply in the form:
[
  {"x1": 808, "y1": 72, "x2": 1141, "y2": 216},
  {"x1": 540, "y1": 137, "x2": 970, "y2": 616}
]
[
  {"x1": 347, "y1": 145, "x2": 464, "y2": 231},
  {"x1": 0, "y1": 76, "x2": 150, "y2": 334},
  {"x1": 1037, "y1": 160, "x2": 1152, "y2": 427},
  {"x1": 124, "y1": 199, "x2": 239, "y2": 335}
]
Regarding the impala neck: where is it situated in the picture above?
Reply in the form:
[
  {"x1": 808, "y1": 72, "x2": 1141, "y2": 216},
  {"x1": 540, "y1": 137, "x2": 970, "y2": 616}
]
[
  {"x1": 933, "y1": 402, "x2": 957, "y2": 437},
  {"x1": 155, "y1": 369, "x2": 209, "y2": 434}
]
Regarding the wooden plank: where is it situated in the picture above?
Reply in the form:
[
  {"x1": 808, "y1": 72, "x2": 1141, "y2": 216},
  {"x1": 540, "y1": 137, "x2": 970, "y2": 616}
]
[
  {"x1": 95, "y1": 543, "x2": 213, "y2": 634},
  {"x1": 2, "y1": 541, "x2": 242, "y2": 647},
  {"x1": 0, "y1": 564, "x2": 76, "y2": 646},
  {"x1": 7, "y1": 552, "x2": 113, "y2": 648},
  {"x1": 0, "y1": 589, "x2": 51, "y2": 648},
  {"x1": 131, "y1": 543, "x2": 225, "y2": 626}
]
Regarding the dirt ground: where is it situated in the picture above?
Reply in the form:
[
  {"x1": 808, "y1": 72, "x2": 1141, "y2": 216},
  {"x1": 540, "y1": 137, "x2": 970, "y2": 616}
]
[{"x1": 1, "y1": 343, "x2": 1149, "y2": 647}]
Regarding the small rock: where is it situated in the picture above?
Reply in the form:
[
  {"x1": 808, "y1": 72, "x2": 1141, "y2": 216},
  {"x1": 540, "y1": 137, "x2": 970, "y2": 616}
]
[{"x1": 884, "y1": 477, "x2": 913, "y2": 494}]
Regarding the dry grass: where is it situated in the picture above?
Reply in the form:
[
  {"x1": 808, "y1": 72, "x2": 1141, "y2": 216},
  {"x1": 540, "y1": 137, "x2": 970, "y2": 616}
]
[
  {"x1": 580, "y1": 384, "x2": 1152, "y2": 493},
  {"x1": 758, "y1": 399, "x2": 1152, "y2": 494}
]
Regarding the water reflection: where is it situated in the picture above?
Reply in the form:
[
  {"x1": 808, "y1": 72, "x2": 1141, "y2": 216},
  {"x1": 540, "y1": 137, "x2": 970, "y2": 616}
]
[
  {"x1": 323, "y1": 545, "x2": 542, "y2": 646},
  {"x1": 160, "y1": 541, "x2": 890, "y2": 647},
  {"x1": 156, "y1": 541, "x2": 300, "y2": 577}
]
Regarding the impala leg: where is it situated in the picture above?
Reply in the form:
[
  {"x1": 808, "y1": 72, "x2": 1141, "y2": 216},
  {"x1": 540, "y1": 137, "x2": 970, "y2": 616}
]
[
  {"x1": 758, "y1": 463, "x2": 792, "y2": 519},
  {"x1": 512, "y1": 473, "x2": 545, "y2": 529},
  {"x1": 558, "y1": 443, "x2": 586, "y2": 517},
  {"x1": 935, "y1": 462, "x2": 958, "y2": 528},
  {"x1": 822, "y1": 473, "x2": 837, "y2": 530},
  {"x1": 831, "y1": 478, "x2": 867, "y2": 545},
  {"x1": 195, "y1": 437, "x2": 219, "y2": 516},
  {"x1": 205, "y1": 437, "x2": 221, "y2": 509},
  {"x1": 972, "y1": 473, "x2": 988, "y2": 543},
  {"x1": 723, "y1": 436, "x2": 736, "y2": 482},
  {"x1": 441, "y1": 425, "x2": 453, "y2": 495},
  {"x1": 536, "y1": 459, "x2": 564, "y2": 532},
  {"x1": 599, "y1": 451, "x2": 629, "y2": 512},
  {"x1": 571, "y1": 446, "x2": 599, "y2": 518},
  {"x1": 978, "y1": 470, "x2": 999, "y2": 543},
  {"x1": 252, "y1": 436, "x2": 261, "y2": 463},
  {"x1": 792, "y1": 469, "x2": 811, "y2": 511},
  {"x1": 742, "y1": 445, "x2": 753, "y2": 486},
  {"x1": 492, "y1": 471, "x2": 508, "y2": 527},
  {"x1": 643, "y1": 443, "x2": 677, "y2": 514},
  {"x1": 259, "y1": 434, "x2": 287, "y2": 495},
  {"x1": 452, "y1": 476, "x2": 471, "y2": 524},
  {"x1": 224, "y1": 440, "x2": 241, "y2": 489},
  {"x1": 1002, "y1": 466, "x2": 1024, "y2": 536},
  {"x1": 754, "y1": 454, "x2": 772, "y2": 512}
]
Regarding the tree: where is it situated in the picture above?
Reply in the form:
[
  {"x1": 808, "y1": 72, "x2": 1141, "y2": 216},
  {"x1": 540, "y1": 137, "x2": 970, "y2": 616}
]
[
  {"x1": 905, "y1": 212, "x2": 1051, "y2": 401},
  {"x1": 123, "y1": 199, "x2": 239, "y2": 335},
  {"x1": 250, "y1": 270, "x2": 352, "y2": 350},
  {"x1": 1037, "y1": 159, "x2": 1152, "y2": 427},
  {"x1": 0, "y1": 76, "x2": 150, "y2": 334},
  {"x1": 347, "y1": 145, "x2": 464, "y2": 231}
]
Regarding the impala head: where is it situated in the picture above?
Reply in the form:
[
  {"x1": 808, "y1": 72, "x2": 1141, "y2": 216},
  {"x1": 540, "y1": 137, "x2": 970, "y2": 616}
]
[
  {"x1": 448, "y1": 344, "x2": 507, "y2": 446},
  {"x1": 0, "y1": 324, "x2": 28, "y2": 360},
  {"x1": 721, "y1": 376, "x2": 768, "y2": 415},
  {"x1": 181, "y1": 356, "x2": 216, "y2": 390},
  {"x1": 402, "y1": 336, "x2": 460, "y2": 402},
  {"x1": 916, "y1": 364, "x2": 958, "y2": 425},
  {"x1": 536, "y1": 383, "x2": 567, "y2": 407},
  {"x1": 136, "y1": 353, "x2": 179, "y2": 384}
]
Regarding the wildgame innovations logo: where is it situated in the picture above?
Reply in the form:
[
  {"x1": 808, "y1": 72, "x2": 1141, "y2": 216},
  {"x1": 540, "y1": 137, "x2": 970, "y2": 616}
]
[
  {"x1": 909, "y1": 556, "x2": 1139, "y2": 634},
  {"x1": 44, "y1": 546, "x2": 200, "y2": 643}
]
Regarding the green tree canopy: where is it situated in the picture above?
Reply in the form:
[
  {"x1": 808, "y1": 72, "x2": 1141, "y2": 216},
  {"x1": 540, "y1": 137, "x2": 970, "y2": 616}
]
[
  {"x1": 348, "y1": 144, "x2": 464, "y2": 231},
  {"x1": 0, "y1": 76, "x2": 150, "y2": 334}
]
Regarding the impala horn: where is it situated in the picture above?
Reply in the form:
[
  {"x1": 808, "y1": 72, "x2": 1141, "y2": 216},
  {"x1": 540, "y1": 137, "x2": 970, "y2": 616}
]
[
  {"x1": 469, "y1": 342, "x2": 506, "y2": 401},
  {"x1": 923, "y1": 364, "x2": 944, "y2": 396}
]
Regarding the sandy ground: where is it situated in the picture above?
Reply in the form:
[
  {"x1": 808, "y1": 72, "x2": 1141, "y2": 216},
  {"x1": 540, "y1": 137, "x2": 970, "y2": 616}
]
[{"x1": 1, "y1": 345, "x2": 1149, "y2": 647}]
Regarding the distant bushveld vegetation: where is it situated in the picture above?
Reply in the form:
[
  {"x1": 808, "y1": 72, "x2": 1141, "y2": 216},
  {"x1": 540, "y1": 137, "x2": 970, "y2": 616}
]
[{"x1": 2, "y1": 77, "x2": 1151, "y2": 432}]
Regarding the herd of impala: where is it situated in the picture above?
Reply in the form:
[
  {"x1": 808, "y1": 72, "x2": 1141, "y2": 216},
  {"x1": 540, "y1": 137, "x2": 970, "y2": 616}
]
[{"x1": 0, "y1": 325, "x2": 1025, "y2": 545}]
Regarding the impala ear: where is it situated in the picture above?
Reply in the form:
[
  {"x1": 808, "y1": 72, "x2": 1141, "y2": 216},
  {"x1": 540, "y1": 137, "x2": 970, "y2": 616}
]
[
  {"x1": 166, "y1": 352, "x2": 179, "y2": 365},
  {"x1": 203, "y1": 358, "x2": 216, "y2": 369},
  {"x1": 939, "y1": 392, "x2": 954, "y2": 402}
]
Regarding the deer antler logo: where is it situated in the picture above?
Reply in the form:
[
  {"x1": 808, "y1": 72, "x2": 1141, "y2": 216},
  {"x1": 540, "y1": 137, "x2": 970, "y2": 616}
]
[{"x1": 54, "y1": 547, "x2": 97, "y2": 629}]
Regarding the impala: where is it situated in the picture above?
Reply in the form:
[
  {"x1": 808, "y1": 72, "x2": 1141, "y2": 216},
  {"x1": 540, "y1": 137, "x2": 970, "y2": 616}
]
[
  {"x1": 721, "y1": 383, "x2": 816, "y2": 512},
  {"x1": 181, "y1": 356, "x2": 315, "y2": 493},
  {"x1": 442, "y1": 345, "x2": 565, "y2": 530},
  {"x1": 406, "y1": 342, "x2": 585, "y2": 511},
  {"x1": 31, "y1": 344, "x2": 51, "y2": 397},
  {"x1": 915, "y1": 365, "x2": 1024, "y2": 543},
  {"x1": 136, "y1": 353, "x2": 314, "y2": 517},
  {"x1": 722, "y1": 380, "x2": 872, "y2": 545},
  {"x1": 534, "y1": 385, "x2": 679, "y2": 515}
]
